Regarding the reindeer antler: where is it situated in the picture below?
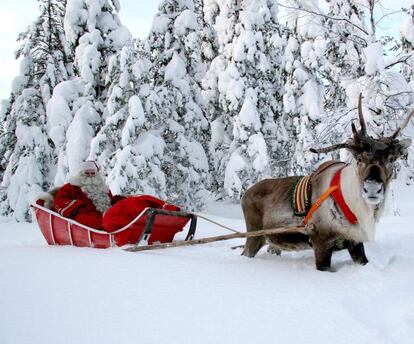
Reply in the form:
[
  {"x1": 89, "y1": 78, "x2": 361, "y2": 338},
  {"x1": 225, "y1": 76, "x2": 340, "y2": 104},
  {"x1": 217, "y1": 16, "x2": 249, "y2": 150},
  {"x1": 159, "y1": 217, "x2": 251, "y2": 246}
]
[
  {"x1": 357, "y1": 93, "x2": 367, "y2": 136},
  {"x1": 310, "y1": 143, "x2": 355, "y2": 154},
  {"x1": 310, "y1": 94, "x2": 412, "y2": 155},
  {"x1": 390, "y1": 108, "x2": 414, "y2": 140}
]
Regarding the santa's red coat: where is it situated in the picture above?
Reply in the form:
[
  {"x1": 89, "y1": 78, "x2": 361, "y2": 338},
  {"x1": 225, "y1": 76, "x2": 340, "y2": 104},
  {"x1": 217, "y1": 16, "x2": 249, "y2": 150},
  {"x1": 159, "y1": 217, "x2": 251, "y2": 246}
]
[
  {"x1": 53, "y1": 184, "x2": 178, "y2": 232},
  {"x1": 53, "y1": 183, "x2": 124, "y2": 229},
  {"x1": 103, "y1": 195, "x2": 180, "y2": 233}
]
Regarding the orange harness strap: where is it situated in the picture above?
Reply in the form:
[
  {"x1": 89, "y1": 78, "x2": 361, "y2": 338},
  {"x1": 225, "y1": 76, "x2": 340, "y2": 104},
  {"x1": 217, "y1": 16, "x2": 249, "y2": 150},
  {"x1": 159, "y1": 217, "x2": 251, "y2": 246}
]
[
  {"x1": 303, "y1": 185, "x2": 339, "y2": 225},
  {"x1": 303, "y1": 166, "x2": 358, "y2": 225}
]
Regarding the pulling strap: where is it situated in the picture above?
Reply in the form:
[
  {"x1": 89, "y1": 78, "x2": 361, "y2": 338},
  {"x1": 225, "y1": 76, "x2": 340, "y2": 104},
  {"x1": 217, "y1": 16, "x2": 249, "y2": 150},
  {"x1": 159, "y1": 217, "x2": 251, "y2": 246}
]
[
  {"x1": 303, "y1": 185, "x2": 338, "y2": 224},
  {"x1": 304, "y1": 166, "x2": 358, "y2": 225}
]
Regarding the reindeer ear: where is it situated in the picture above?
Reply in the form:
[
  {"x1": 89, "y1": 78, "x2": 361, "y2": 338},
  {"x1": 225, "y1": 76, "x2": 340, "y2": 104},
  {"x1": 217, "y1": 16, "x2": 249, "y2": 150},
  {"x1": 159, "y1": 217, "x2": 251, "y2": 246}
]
[
  {"x1": 399, "y1": 138, "x2": 412, "y2": 150},
  {"x1": 391, "y1": 138, "x2": 412, "y2": 161}
]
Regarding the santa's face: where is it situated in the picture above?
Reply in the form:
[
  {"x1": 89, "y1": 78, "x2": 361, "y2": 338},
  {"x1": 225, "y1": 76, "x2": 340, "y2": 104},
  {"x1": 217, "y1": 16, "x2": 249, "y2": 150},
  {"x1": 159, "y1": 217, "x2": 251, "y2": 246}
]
[
  {"x1": 80, "y1": 170, "x2": 103, "y2": 186},
  {"x1": 84, "y1": 170, "x2": 96, "y2": 177},
  {"x1": 77, "y1": 169, "x2": 111, "y2": 213}
]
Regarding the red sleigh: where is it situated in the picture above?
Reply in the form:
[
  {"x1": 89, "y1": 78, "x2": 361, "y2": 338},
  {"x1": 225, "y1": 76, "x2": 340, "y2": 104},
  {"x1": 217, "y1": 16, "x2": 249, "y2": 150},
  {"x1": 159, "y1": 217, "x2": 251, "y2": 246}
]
[{"x1": 31, "y1": 197, "x2": 197, "y2": 249}]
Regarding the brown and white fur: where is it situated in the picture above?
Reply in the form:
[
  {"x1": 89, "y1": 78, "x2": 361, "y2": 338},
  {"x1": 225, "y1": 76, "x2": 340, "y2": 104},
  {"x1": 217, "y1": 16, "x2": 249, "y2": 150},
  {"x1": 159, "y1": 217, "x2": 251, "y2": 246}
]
[{"x1": 241, "y1": 95, "x2": 413, "y2": 271}]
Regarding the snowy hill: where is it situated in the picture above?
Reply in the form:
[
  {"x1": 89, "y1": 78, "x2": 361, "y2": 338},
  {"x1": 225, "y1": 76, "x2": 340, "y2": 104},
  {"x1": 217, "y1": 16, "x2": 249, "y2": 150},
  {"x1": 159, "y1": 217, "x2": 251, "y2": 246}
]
[{"x1": 1, "y1": 186, "x2": 414, "y2": 344}]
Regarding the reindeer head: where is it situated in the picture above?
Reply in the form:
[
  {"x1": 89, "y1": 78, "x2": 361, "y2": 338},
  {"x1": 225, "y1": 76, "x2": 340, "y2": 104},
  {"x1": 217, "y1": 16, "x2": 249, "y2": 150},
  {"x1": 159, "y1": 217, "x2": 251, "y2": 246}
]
[{"x1": 311, "y1": 94, "x2": 413, "y2": 205}]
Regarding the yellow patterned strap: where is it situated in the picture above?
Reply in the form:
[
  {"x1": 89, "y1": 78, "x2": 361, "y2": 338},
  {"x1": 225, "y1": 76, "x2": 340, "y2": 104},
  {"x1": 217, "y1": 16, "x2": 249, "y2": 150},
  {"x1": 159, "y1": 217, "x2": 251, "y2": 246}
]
[
  {"x1": 293, "y1": 175, "x2": 312, "y2": 216},
  {"x1": 303, "y1": 185, "x2": 339, "y2": 225}
]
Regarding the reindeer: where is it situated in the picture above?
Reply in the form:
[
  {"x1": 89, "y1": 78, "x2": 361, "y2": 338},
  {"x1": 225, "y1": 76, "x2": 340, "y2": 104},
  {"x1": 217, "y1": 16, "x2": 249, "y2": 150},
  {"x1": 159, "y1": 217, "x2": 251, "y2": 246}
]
[{"x1": 241, "y1": 95, "x2": 413, "y2": 271}]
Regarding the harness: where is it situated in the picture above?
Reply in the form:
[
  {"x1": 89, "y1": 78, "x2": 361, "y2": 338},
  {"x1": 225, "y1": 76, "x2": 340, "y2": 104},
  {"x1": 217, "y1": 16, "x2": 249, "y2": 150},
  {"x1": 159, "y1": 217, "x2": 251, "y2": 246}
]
[{"x1": 292, "y1": 162, "x2": 358, "y2": 225}]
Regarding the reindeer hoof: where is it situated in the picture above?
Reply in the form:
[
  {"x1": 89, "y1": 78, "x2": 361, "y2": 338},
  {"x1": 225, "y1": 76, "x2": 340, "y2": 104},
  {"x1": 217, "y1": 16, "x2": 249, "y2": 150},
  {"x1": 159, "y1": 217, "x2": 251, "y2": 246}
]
[
  {"x1": 267, "y1": 245, "x2": 282, "y2": 256},
  {"x1": 316, "y1": 264, "x2": 333, "y2": 272},
  {"x1": 356, "y1": 258, "x2": 369, "y2": 266},
  {"x1": 241, "y1": 249, "x2": 255, "y2": 258}
]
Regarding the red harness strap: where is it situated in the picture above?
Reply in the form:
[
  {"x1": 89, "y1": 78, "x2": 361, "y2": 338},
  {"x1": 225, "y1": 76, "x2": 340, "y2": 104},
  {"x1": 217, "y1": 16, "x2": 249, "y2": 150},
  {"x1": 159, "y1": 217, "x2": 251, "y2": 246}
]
[
  {"x1": 330, "y1": 167, "x2": 358, "y2": 225},
  {"x1": 303, "y1": 166, "x2": 358, "y2": 225}
]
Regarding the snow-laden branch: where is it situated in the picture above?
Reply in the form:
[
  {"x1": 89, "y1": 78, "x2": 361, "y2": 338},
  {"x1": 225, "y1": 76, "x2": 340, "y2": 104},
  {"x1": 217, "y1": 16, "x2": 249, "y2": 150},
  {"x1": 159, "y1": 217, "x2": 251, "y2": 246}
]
[
  {"x1": 276, "y1": 1, "x2": 370, "y2": 36},
  {"x1": 385, "y1": 53, "x2": 413, "y2": 69}
]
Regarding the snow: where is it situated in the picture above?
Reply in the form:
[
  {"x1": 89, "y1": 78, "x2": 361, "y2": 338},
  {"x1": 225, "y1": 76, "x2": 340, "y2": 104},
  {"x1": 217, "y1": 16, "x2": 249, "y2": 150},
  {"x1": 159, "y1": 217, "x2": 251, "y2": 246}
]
[
  {"x1": 109, "y1": 25, "x2": 132, "y2": 49},
  {"x1": 66, "y1": 101, "x2": 100, "y2": 176},
  {"x1": 364, "y1": 43, "x2": 385, "y2": 76},
  {"x1": 300, "y1": 79, "x2": 323, "y2": 120},
  {"x1": 234, "y1": 89, "x2": 261, "y2": 139},
  {"x1": 128, "y1": 95, "x2": 145, "y2": 125},
  {"x1": 151, "y1": 15, "x2": 171, "y2": 34},
  {"x1": 1, "y1": 185, "x2": 414, "y2": 344},
  {"x1": 183, "y1": 139, "x2": 209, "y2": 172},
  {"x1": 210, "y1": 117, "x2": 226, "y2": 146},
  {"x1": 64, "y1": 0, "x2": 89, "y2": 44},
  {"x1": 135, "y1": 130, "x2": 165, "y2": 159},
  {"x1": 287, "y1": 0, "x2": 324, "y2": 39},
  {"x1": 401, "y1": 16, "x2": 414, "y2": 44},
  {"x1": 218, "y1": 63, "x2": 245, "y2": 107},
  {"x1": 75, "y1": 30, "x2": 104, "y2": 84},
  {"x1": 247, "y1": 133, "x2": 270, "y2": 173},
  {"x1": 174, "y1": 9, "x2": 198, "y2": 36},
  {"x1": 164, "y1": 52, "x2": 187, "y2": 82},
  {"x1": 46, "y1": 78, "x2": 85, "y2": 148},
  {"x1": 224, "y1": 151, "x2": 247, "y2": 197}
]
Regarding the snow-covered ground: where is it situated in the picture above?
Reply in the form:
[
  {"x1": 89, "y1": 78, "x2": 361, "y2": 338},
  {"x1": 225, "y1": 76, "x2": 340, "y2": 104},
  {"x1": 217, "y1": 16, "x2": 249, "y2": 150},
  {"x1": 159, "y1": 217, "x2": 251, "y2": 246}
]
[{"x1": 1, "y1": 185, "x2": 414, "y2": 344}]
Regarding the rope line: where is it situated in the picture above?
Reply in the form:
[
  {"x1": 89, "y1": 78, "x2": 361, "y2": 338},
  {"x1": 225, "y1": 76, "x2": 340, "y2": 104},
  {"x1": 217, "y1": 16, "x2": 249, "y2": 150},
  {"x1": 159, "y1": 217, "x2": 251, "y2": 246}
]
[{"x1": 194, "y1": 213, "x2": 242, "y2": 234}]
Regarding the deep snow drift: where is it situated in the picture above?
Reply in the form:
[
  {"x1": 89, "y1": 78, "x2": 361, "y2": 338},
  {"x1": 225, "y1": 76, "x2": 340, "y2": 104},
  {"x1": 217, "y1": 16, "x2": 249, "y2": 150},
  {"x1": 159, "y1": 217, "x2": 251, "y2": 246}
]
[{"x1": 1, "y1": 185, "x2": 414, "y2": 344}]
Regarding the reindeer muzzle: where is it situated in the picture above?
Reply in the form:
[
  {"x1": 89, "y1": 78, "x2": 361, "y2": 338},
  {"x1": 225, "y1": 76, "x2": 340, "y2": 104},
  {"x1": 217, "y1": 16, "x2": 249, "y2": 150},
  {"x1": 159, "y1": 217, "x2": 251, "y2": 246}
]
[
  {"x1": 362, "y1": 165, "x2": 385, "y2": 205},
  {"x1": 362, "y1": 180, "x2": 384, "y2": 204}
]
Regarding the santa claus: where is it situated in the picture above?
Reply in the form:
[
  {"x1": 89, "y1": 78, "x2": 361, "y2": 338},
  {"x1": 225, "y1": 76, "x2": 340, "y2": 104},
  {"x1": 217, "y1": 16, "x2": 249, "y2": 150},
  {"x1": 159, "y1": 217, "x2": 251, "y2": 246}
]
[
  {"x1": 53, "y1": 161, "x2": 182, "y2": 232},
  {"x1": 53, "y1": 161, "x2": 123, "y2": 229}
]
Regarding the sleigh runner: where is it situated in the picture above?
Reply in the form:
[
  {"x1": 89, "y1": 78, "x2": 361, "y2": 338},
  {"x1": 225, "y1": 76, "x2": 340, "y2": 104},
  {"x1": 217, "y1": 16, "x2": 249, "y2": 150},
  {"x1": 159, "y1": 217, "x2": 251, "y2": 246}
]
[{"x1": 32, "y1": 199, "x2": 197, "y2": 249}]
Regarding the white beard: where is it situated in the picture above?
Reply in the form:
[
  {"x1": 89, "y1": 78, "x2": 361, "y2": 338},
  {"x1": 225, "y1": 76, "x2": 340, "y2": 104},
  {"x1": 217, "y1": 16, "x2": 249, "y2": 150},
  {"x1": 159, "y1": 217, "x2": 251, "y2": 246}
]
[{"x1": 70, "y1": 174, "x2": 112, "y2": 213}]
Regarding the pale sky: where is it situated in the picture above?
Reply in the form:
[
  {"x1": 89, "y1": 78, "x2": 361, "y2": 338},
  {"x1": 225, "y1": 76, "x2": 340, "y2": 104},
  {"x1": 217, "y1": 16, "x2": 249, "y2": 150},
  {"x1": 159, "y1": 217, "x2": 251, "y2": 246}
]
[
  {"x1": 0, "y1": 0, "x2": 162, "y2": 100},
  {"x1": 0, "y1": 0, "x2": 409, "y2": 101}
]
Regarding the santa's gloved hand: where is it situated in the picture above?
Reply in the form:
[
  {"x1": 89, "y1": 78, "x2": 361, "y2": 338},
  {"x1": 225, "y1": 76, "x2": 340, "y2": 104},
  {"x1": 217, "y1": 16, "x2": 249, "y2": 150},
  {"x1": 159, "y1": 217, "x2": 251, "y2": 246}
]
[{"x1": 71, "y1": 204, "x2": 86, "y2": 217}]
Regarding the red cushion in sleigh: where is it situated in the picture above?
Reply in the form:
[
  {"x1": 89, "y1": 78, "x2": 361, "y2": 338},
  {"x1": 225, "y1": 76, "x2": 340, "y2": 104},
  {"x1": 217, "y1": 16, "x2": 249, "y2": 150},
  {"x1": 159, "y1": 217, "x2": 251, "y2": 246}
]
[{"x1": 32, "y1": 195, "x2": 196, "y2": 249}]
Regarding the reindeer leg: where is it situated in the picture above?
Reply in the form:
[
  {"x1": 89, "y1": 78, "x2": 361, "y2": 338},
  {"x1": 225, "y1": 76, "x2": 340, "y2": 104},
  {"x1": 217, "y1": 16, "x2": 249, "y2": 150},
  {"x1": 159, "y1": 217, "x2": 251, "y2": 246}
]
[
  {"x1": 267, "y1": 244, "x2": 282, "y2": 256},
  {"x1": 348, "y1": 242, "x2": 369, "y2": 265},
  {"x1": 242, "y1": 237, "x2": 265, "y2": 258},
  {"x1": 313, "y1": 242, "x2": 333, "y2": 271},
  {"x1": 241, "y1": 199, "x2": 264, "y2": 258}
]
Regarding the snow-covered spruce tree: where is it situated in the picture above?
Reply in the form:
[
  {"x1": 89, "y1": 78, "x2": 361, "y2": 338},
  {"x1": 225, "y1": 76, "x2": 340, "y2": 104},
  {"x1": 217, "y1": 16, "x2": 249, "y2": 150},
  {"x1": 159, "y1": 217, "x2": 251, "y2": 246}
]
[
  {"x1": 88, "y1": 42, "x2": 138, "y2": 179},
  {"x1": 109, "y1": 95, "x2": 167, "y2": 197},
  {"x1": 203, "y1": 0, "x2": 284, "y2": 199},
  {"x1": 95, "y1": 40, "x2": 164, "y2": 196},
  {"x1": 351, "y1": 2, "x2": 413, "y2": 140},
  {"x1": 401, "y1": 5, "x2": 414, "y2": 89},
  {"x1": 0, "y1": 100, "x2": 14, "y2": 180},
  {"x1": 48, "y1": 0, "x2": 131, "y2": 185},
  {"x1": 0, "y1": 98, "x2": 15, "y2": 215},
  {"x1": 322, "y1": 1, "x2": 413, "y2": 180},
  {"x1": 261, "y1": 13, "x2": 289, "y2": 177},
  {"x1": 200, "y1": 0, "x2": 220, "y2": 71},
  {"x1": 321, "y1": 0, "x2": 368, "y2": 159},
  {"x1": 181, "y1": 0, "x2": 220, "y2": 200},
  {"x1": 275, "y1": 0, "x2": 326, "y2": 176},
  {"x1": 399, "y1": 4, "x2": 414, "y2": 181},
  {"x1": 138, "y1": 0, "x2": 210, "y2": 210},
  {"x1": 0, "y1": 0, "x2": 72, "y2": 220}
]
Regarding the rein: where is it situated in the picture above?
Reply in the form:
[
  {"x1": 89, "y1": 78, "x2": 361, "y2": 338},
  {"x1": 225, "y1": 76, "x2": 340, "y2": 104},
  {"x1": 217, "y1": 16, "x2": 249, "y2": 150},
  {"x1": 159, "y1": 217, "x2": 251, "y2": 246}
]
[{"x1": 304, "y1": 165, "x2": 358, "y2": 225}]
